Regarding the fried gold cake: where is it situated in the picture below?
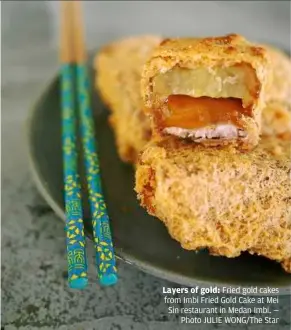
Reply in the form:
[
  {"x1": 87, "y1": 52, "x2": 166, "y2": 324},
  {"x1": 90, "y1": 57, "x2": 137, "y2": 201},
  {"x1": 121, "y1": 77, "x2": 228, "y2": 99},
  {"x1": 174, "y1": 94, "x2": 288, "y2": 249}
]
[
  {"x1": 96, "y1": 36, "x2": 291, "y2": 272},
  {"x1": 141, "y1": 34, "x2": 272, "y2": 149},
  {"x1": 135, "y1": 136, "x2": 291, "y2": 273},
  {"x1": 95, "y1": 35, "x2": 162, "y2": 163}
]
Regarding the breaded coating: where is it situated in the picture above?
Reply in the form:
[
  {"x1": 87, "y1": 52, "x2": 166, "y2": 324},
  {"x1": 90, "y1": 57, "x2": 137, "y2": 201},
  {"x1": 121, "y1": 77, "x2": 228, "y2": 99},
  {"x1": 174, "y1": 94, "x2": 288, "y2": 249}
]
[
  {"x1": 135, "y1": 136, "x2": 291, "y2": 273},
  {"x1": 95, "y1": 35, "x2": 162, "y2": 163},
  {"x1": 262, "y1": 101, "x2": 291, "y2": 139},
  {"x1": 265, "y1": 46, "x2": 291, "y2": 103},
  {"x1": 261, "y1": 46, "x2": 291, "y2": 138}
]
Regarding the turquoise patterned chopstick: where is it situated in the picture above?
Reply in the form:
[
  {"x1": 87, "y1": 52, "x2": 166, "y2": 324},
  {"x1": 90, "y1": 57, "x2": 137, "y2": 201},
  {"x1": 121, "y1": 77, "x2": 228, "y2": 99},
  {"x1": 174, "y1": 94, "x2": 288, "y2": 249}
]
[
  {"x1": 60, "y1": 0, "x2": 117, "y2": 288},
  {"x1": 61, "y1": 64, "x2": 88, "y2": 289},
  {"x1": 76, "y1": 64, "x2": 118, "y2": 286}
]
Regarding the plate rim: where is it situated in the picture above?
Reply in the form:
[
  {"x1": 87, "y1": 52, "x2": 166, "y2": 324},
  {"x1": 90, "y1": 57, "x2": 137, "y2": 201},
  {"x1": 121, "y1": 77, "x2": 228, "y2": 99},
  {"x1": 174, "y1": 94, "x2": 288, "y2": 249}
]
[{"x1": 26, "y1": 73, "x2": 291, "y2": 295}]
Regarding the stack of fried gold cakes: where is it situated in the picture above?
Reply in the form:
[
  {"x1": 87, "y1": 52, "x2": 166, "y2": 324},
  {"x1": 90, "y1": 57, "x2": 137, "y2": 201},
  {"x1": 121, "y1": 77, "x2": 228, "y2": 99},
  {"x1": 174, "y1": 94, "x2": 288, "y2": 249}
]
[{"x1": 95, "y1": 34, "x2": 291, "y2": 273}]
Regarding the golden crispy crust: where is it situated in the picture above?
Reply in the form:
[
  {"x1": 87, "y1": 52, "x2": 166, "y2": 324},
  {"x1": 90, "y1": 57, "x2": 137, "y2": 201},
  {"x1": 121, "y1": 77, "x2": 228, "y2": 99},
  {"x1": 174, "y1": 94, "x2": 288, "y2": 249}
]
[
  {"x1": 135, "y1": 136, "x2": 291, "y2": 273},
  {"x1": 261, "y1": 46, "x2": 291, "y2": 138},
  {"x1": 141, "y1": 34, "x2": 271, "y2": 149},
  {"x1": 264, "y1": 45, "x2": 291, "y2": 103},
  {"x1": 94, "y1": 36, "x2": 162, "y2": 163},
  {"x1": 262, "y1": 101, "x2": 291, "y2": 139}
]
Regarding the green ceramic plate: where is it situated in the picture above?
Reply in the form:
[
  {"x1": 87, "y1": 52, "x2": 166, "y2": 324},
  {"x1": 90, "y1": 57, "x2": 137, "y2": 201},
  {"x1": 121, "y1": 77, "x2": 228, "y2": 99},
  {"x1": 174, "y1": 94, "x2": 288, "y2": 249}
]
[{"x1": 27, "y1": 69, "x2": 291, "y2": 293}]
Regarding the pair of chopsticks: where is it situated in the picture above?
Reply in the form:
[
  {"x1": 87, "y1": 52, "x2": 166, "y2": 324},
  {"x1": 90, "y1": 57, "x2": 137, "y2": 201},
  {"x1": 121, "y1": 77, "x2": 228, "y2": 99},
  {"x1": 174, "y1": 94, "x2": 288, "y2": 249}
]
[{"x1": 60, "y1": 1, "x2": 117, "y2": 289}]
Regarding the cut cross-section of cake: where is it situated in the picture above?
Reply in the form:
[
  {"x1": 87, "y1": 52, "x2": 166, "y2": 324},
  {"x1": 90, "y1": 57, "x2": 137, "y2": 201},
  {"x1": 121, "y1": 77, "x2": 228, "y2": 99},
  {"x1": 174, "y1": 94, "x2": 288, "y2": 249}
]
[{"x1": 142, "y1": 34, "x2": 271, "y2": 149}]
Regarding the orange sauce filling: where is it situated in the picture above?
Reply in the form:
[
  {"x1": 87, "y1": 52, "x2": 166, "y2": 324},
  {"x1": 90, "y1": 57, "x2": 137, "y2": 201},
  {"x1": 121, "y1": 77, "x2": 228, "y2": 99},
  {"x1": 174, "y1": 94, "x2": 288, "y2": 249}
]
[{"x1": 165, "y1": 95, "x2": 252, "y2": 129}]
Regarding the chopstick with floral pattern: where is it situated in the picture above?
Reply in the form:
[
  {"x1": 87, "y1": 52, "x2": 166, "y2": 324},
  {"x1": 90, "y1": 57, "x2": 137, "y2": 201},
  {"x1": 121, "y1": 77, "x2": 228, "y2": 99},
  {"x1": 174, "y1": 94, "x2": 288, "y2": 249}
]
[
  {"x1": 71, "y1": 1, "x2": 118, "y2": 286},
  {"x1": 60, "y1": 1, "x2": 88, "y2": 289}
]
